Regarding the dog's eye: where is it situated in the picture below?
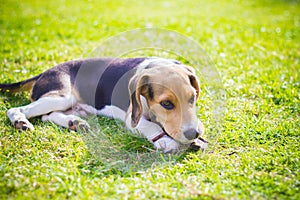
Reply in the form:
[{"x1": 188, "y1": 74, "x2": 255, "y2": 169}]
[
  {"x1": 189, "y1": 95, "x2": 195, "y2": 104},
  {"x1": 160, "y1": 100, "x2": 174, "y2": 110}
]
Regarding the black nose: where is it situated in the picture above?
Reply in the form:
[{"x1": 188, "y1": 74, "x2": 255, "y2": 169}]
[{"x1": 184, "y1": 129, "x2": 199, "y2": 140}]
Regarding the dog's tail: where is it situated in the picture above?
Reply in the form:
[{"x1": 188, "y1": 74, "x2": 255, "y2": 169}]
[{"x1": 0, "y1": 74, "x2": 41, "y2": 93}]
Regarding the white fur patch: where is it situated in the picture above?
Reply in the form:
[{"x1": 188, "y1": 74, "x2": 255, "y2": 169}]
[
  {"x1": 136, "y1": 57, "x2": 181, "y2": 74},
  {"x1": 96, "y1": 105, "x2": 126, "y2": 121},
  {"x1": 72, "y1": 104, "x2": 126, "y2": 121}
]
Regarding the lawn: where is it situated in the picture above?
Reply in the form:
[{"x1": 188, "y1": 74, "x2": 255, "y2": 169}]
[{"x1": 0, "y1": 0, "x2": 299, "y2": 199}]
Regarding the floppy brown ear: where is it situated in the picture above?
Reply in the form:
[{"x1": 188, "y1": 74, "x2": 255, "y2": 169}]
[
  {"x1": 189, "y1": 74, "x2": 200, "y2": 99},
  {"x1": 183, "y1": 65, "x2": 200, "y2": 99},
  {"x1": 128, "y1": 74, "x2": 149, "y2": 127}
]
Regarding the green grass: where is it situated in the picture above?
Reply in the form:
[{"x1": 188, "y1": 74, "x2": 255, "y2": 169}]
[{"x1": 1, "y1": 0, "x2": 299, "y2": 199}]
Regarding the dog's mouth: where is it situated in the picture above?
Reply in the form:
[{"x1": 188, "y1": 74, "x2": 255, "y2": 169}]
[{"x1": 163, "y1": 128, "x2": 208, "y2": 150}]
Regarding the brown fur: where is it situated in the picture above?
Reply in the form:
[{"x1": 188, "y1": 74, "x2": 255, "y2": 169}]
[{"x1": 129, "y1": 64, "x2": 200, "y2": 142}]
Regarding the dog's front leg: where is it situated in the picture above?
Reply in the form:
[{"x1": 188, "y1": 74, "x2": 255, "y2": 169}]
[
  {"x1": 71, "y1": 104, "x2": 180, "y2": 153},
  {"x1": 125, "y1": 114, "x2": 180, "y2": 153}
]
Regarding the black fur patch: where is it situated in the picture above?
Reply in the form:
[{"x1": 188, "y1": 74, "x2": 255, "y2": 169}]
[
  {"x1": 70, "y1": 58, "x2": 146, "y2": 110},
  {"x1": 31, "y1": 70, "x2": 65, "y2": 100},
  {"x1": 95, "y1": 58, "x2": 146, "y2": 110}
]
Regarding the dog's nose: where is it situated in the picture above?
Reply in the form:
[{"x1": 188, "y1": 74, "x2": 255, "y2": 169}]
[{"x1": 184, "y1": 129, "x2": 199, "y2": 140}]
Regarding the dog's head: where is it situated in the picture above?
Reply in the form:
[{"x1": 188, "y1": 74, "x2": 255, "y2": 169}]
[{"x1": 129, "y1": 61, "x2": 204, "y2": 144}]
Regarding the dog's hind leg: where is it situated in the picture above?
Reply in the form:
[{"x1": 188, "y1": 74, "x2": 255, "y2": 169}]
[
  {"x1": 41, "y1": 111, "x2": 90, "y2": 132},
  {"x1": 7, "y1": 95, "x2": 77, "y2": 131}
]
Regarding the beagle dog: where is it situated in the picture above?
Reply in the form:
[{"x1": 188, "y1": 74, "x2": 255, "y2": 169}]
[{"x1": 0, "y1": 57, "x2": 207, "y2": 153}]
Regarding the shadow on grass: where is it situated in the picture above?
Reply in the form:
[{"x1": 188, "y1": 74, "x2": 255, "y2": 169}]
[
  {"x1": 0, "y1": 91, "x2": 31, "y2": 107},
  {"x1": 78, "y1": 116, "x2": 199, "y2": 176}
]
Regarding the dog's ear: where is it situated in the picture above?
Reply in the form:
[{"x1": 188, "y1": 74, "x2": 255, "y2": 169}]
[
  {"x1": 189, "y1": 74, "x2": 200, "y2": 99},
  {"x1": 183, "y1": 65, "x2": 200, "y2": 99},
  {"x1": 128, "y1": 74, "x2": 150, "y2": 127}
]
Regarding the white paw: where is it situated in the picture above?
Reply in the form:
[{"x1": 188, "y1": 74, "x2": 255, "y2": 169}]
[
  {"x1": 41, "y1": 115, "x2": 49, "y2": 122},
  {"x1": 153, "y1": 135, "x2": 180, "y2": 153},
  {"x1": 14, "y1": 119, "x2": 34, "y2": 131}
]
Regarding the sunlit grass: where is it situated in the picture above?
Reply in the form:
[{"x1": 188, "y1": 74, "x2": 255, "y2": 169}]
[{"x1": 0, "y1": 0, "x2": 299, "y2": 199}]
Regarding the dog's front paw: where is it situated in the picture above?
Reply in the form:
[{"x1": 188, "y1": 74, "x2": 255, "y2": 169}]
[{"x1": 153, "y1": 135, "x2": 180, "y2": 153}]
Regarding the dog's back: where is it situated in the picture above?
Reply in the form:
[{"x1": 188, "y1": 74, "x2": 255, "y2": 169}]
[{"x1": 1, "y1": 58, "x2": 146, "y2": 111}]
